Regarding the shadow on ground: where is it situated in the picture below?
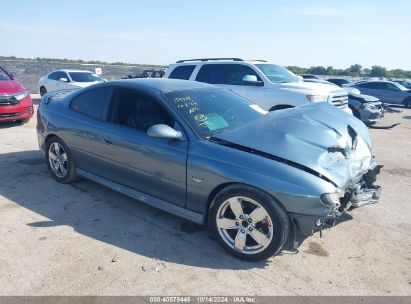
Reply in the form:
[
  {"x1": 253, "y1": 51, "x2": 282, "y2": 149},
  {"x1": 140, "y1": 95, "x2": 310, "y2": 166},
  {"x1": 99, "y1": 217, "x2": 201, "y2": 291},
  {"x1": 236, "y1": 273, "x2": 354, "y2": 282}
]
[{"x1": 0, "y1": 150, "x2": 353, "y2": 270}]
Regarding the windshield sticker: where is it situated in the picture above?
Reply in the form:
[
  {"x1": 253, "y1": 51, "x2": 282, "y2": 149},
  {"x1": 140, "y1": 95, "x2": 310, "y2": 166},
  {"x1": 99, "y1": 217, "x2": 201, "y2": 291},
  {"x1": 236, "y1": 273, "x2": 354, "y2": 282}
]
[{"x1": 196, "y1": 113, "x2": 229, "y2": 131}]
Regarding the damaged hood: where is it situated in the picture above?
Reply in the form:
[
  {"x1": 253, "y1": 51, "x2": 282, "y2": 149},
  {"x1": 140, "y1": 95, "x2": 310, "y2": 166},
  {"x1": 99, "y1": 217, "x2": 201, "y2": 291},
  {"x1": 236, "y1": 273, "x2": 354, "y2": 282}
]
[{"x1": 213, "y1": 103, "x2": 374, "y2": 188}]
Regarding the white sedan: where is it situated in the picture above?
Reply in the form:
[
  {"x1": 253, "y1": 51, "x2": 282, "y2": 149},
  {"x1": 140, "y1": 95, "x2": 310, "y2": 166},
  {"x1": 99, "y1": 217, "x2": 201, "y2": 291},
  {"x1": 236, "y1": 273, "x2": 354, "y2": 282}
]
[{"x1": 38, "y1": 69, "x2": 105, "y2": 96}]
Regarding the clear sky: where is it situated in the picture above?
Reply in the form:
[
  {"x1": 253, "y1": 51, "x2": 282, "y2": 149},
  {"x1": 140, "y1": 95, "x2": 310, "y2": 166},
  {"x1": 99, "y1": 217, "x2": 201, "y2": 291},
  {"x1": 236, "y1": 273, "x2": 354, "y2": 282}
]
[{"x1": 1, "y1": 0, "x2": 409, "y2": 69}]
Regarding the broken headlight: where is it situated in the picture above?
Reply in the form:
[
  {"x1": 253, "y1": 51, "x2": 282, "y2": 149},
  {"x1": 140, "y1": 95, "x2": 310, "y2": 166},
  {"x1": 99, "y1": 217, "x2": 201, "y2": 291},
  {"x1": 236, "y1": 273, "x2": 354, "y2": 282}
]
[{"x1": 321, "y1": 192, "x2": 343, "y2": 207}]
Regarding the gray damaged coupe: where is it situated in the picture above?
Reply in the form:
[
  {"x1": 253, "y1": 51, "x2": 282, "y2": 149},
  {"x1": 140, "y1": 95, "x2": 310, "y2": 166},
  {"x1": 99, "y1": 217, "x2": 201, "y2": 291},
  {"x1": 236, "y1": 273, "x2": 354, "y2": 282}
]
[{"x1": 37, "y1": 79, "x2": 382, "y2": 261}]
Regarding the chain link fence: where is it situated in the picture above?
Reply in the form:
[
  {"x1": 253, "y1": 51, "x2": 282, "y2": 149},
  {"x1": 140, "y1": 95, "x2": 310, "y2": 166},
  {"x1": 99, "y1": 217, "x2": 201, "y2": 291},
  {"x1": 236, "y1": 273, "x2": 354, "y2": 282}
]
[{"x1": 0, "y1": 60, "x2": 165, "y2": 93}]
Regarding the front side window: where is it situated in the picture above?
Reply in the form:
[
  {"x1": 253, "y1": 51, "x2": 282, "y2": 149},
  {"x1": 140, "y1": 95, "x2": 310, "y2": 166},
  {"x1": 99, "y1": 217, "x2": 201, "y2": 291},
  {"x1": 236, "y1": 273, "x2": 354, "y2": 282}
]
[
  {"x1": 70, "y1": 87, "x2": 111, "y2": 120},
  {"x1": 169, "y1": 65, "x2": 195, "y2": 80},
  {"x1": 165, "y1": 88, "x2": 264, "y2": 137},
  {"x1": 195, "y1": 64, "x2": 261, "y2": 85},
  {"x1": 109, "y1": 89, "x2": 174, "y2": 132},
  {"x1": 0, "y1": 67, "x2": 12, "y2": 80},
  {"x1": 69, "y1": 72, "x2": 103, "y2": 83},
  {"x1": 255, "y1": 64, "x2": 301, "y2": 83}
]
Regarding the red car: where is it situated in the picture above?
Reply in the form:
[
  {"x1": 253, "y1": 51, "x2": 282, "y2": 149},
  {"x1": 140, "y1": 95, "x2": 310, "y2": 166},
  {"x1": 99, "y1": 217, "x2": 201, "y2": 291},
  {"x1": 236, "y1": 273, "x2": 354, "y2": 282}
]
[{"x1": 0, "y1": 66, "x2": 33, "y2": 123}]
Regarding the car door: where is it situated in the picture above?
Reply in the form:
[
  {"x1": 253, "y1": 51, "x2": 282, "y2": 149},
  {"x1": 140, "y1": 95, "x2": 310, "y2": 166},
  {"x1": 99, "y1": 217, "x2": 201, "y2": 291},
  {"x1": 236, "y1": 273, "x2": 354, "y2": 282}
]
[
  {"x1": 356, "y1": 82, "x2": 383, "y2": 99},
  {"x1": 63, "y1": 85, "x2": 113, "y2": 177},
  {"x1": 195, "y1": 63, "x2": 268, "y2": 107},
  {"x1": 45, "y1": 72, "x2": 61, "y2": 92},
  {"x1": 54, "y1": 71, "x2": 71, "y2": 90},
  {"x1": 379, "y1": 82, "x2": 403, "y2": 104},
  {"x1": 96, "y1": 87, "x2": 188, "y2": 208}
]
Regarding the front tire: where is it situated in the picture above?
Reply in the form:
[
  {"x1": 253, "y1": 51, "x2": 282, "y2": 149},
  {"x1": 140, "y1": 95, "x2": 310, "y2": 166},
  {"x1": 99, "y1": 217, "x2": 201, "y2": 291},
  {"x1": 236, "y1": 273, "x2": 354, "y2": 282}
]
[
  {"x1": 209, "y1": 185, "x2": 290, "y2": 261},
  {"x1": 46, "y1": 137, "x2": 77, "y2": 183},
  {"x1": 404, "y1": 97, "x2": 411, "y2": 109}
]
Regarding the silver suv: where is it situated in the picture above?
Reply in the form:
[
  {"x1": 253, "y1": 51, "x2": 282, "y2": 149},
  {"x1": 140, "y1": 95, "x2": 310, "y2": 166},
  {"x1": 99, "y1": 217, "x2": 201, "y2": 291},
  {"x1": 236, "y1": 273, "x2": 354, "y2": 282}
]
[{"x1": 164, "y1": 58, "x2": 351, "y2": 114}]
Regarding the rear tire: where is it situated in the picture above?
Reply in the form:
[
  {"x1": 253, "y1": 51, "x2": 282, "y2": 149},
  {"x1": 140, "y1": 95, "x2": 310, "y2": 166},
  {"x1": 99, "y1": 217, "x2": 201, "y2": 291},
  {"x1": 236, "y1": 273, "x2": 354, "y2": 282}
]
[
  {"x1": 46, "y1": 137, "x2": 78, "y2": 183},
  {"x1": 209, "y1": 184, "x2": 290, "y2": 261},
  {"x1": 40, "y1": 86, "x2": 47, "y2": 97},
  {"x1": 404, "y1": 97, "x2": 411, "y2": 109}
]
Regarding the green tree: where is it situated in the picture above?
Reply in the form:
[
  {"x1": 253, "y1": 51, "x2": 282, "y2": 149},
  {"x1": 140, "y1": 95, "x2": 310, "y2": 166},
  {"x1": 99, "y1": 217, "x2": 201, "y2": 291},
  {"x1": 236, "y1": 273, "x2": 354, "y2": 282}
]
[
  {"x1": 349, "y1": 64, "x2": 362, "y2": 75},
  {"x1": 370, "y1": 65, "x2": 387, "y2": 77}
]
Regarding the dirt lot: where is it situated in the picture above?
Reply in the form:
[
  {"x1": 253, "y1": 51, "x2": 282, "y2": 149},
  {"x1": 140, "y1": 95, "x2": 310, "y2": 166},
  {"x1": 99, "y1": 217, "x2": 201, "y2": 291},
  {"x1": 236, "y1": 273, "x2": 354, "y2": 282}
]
[{"x1": 1, "y1": 95, "x2": 410, "y2": 295}]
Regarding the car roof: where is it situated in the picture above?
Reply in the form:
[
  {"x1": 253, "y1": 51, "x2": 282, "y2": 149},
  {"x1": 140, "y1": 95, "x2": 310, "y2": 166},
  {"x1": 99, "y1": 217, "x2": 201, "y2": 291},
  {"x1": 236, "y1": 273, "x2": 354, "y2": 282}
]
[
  {"x1": 171, "y1": 58, "x2": 276, "y2": 66},
  {"x1": 50, "y1": 69, "x2": 94, "y2": 73},
  {"x1": 110, "y1": 78, "x2": 218, "y2": 93}
]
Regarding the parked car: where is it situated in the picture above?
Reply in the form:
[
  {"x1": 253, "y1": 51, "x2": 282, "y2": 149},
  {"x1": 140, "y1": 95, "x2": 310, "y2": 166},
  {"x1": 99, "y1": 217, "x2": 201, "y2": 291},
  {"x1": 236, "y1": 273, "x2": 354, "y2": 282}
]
[
  {"x1": 37, "y1": 79, "x2": 381, "y2": 261},
  {"x1": 327, "y1": 78, "x2": 355, "y2": 87},
  {"x1": 122, "y1": 69, "x2": 165, "y2": 79},
  {"x1": 348, "y1": 93, "x2": 384, "y2": 125},
  {"x1": 304, "y1": 79, "x2": 384, "y2": 125},
  {"x1": 350, "y1": 80, "x2": 411, "y2": 108},
  {"x1": 301, "y1": 74, "x2": 321, "y2": 80},
  {"x1": 38, "y1": 69, "x2": 105, "y2": 96},
  {"x1": 392, "y1": 79, "x2": 411, "y2": 90},
  {"x1": 164, "y1": 58, "x2": 351, "y2": 114},
  {"x1": 0, "y1": 66, "x2": 33, "y2": 123}
]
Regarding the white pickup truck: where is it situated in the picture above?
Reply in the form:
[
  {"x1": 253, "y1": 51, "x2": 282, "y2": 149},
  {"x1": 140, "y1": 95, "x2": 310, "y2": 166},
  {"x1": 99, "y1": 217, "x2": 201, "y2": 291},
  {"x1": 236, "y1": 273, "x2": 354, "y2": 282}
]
[{"x1": 164, "y1": 58, "x2": 351, "y2": 114}]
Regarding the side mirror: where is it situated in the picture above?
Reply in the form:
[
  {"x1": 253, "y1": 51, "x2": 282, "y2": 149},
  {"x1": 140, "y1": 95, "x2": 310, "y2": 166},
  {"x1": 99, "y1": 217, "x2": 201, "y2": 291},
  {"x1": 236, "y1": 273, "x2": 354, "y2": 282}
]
[
  {"x1": 147, "y1": 124, "x2": 182, "y2": 140},
  {"x1": 242, "y1": 75, "x2": 263, "y2": 86},
  {"x1": 59, "y1": 77, "x2": 69, "y2": 82}
]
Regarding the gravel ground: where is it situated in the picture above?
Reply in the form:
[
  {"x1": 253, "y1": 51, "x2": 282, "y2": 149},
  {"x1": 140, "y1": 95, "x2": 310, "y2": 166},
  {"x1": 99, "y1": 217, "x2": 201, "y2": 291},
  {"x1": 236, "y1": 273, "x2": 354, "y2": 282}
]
[{"x1": 0, "y1": 95, "x2": 410, "y2": 295}]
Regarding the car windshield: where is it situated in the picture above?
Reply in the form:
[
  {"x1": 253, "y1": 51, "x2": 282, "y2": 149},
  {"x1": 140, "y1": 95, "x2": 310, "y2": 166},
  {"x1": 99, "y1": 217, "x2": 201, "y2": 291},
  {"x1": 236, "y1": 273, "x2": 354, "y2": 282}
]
[
  {"x1": 394, "y1": 83, "x2": 408, "y2": 91},
  {"x1": 255, "y1": 64, "x2": 301, "y2": 83},
  {"x1": 69, "y1": 72, "x2": 103, "y2": 83},
  {"x1": 0, "y1": 67, "x2": 12, "y2": 81},
  {"x1": 165, "y1": 89, "x2": 265, "y2": 137}
]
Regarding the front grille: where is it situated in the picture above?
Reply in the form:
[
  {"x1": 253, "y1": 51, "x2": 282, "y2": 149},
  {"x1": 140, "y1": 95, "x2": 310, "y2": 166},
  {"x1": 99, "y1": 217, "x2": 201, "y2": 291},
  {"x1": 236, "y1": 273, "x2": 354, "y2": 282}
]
[
  {"x1": 0, "y1": 112, "x2": 21, "y2": 118},
  {"x1": 330, "y1": 94, "x2": 348, "y2": 106},
  {"x1": 0, "y1": 96, "x2": 19, "y2": 106}
]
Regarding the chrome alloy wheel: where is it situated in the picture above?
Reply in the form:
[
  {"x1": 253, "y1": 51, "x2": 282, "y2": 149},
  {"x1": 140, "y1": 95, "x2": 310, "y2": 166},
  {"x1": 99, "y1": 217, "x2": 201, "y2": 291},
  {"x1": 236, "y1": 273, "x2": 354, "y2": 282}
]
[
  {"x1": 216, "y1": 196, "x2": 273, "y2": 254},
  {"x1": 48, "y1": 142, "x2": 68, "y2": 178}
]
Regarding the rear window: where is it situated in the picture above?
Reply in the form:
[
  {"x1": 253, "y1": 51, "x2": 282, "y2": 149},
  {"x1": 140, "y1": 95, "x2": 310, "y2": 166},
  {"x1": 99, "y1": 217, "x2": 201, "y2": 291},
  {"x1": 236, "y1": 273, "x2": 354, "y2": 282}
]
[
  {"x1": 70, "y1": 87, "x2": 111, "y2": 120},
  {"x1": 169, "y1": 65, "x2": 196, "y2": 80}
]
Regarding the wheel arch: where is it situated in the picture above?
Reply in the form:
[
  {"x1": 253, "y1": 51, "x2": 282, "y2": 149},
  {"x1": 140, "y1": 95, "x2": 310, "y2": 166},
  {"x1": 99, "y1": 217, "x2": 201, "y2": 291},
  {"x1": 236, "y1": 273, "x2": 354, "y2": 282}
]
[
  {"x1": 205, "y1": 182, "x2": 287, "y2": 226},
  {"x1": 349, "y1": 105, "x2": 361, "y2": 119}
]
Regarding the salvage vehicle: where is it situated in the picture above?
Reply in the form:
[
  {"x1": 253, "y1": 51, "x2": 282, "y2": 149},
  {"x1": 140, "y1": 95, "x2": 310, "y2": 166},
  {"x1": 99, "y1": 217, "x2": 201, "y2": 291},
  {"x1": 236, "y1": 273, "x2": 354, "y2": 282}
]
[
  {"x1": 0, "y1": 66, "x2": 34, "y2": 123},
  {"x1": 164, "y1": 58, "x2": 352, "y2": 114},
  {"x1": 37, "y1": 79, "x2": 381, "y2": 261},
  {"x1": 350, "y1": 80, "x2": 411, "y2": 108},
  {"x1": 38, "y1": 69, "x2": 105, "y2": 96},
  {"x1": 304, "y1": 79, "x2": 384, "y2": 125},
  {"x1": 348, "y1": 93, "x2": 384, "y2": 125}
]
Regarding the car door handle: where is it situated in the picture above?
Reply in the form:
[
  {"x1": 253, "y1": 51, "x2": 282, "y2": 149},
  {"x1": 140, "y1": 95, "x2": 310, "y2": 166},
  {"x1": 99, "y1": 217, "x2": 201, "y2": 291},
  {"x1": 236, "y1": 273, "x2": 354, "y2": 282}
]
[{"x1": 102, "y1": 137, "x2": 112, "y2": 145}]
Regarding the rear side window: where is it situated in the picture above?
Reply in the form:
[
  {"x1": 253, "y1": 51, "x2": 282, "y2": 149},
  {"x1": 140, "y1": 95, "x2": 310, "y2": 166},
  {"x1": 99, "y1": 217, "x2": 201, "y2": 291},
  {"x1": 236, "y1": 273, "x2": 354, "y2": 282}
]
[
  {"x1": 48, "y1": 72, "x2": 59, "y2": 80},
  {"x1": 196, "y1": 64, "x2": 261, "y2": 85},
  {"x1": 169, "y1": 65, "x2": 196, "y2": 80},
  {"x1": 70, "y1": 87, "x2": 111, "y2": 120},
  {"x1": 357, "y1": 82, "x2": 381, "y2": 89}
]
